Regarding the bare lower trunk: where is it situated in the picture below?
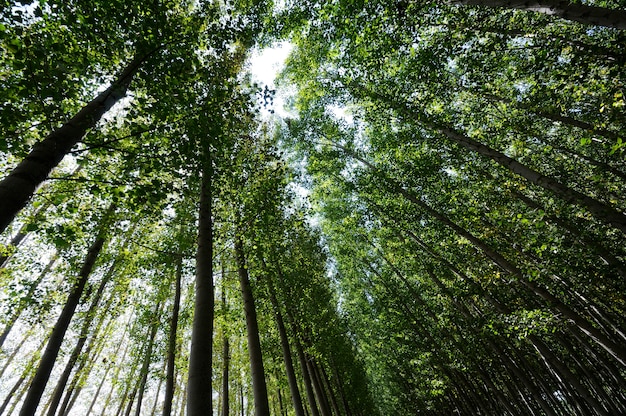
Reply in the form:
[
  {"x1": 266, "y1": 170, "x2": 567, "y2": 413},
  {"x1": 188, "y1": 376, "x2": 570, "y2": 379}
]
[
  {"x1": 19, "y1": 234, "x2": 106, "y2": 416},
  {"x1": 235, "y1": 235, "x2": 271, "y2": 416},
  {"x1": 187, "y1": 162, "x2": 215, "y2": 416},
  {"x1": 163, "y1": 258, "x2": 182, "y2": 416}
]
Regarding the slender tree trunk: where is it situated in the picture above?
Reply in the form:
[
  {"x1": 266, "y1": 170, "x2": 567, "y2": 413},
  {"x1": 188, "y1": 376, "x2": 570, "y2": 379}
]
[
  {"x1": 19, "y1": 234, "x2": 106, "y2": 416},
  {"x1": 151, "y1": 368, "x2": 165, "y2": 416},
  {"x1": 235, "y1": 234, "x2": 271, "y2": 416},
  {"x1": 46, "y1": 259, "x2": 115, "y2": 416},
  {"x1": 221, "y1": 268, "x2": 230, "y2": 416},
  {"x1": 163, "y1": 258, "x2": 182, "y2": 416},
  {"x1": 267, "y1": 276, "x2": 306, "y2": 416},
  {"x1": 133, "y1": 303, "x2": 161, "y2": 416},
  {"x1": 449, "y1": 0, "x2": 626, "y2": 29},
  {"x1": 187, "y1": 161, "x2": 215, "y2": 416},
  {"x1": 0, "y1": 254, "x2": 57, "y2": 348},
  {"x1": 0, "y1": 54, "x2": 151, "y2": 233}
]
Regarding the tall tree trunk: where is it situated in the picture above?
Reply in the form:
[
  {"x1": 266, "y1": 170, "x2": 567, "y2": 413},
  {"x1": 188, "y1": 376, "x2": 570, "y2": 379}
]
[
  {"x1": 0, "y1": 254, "x2": 57, "y2": 348},
  {"x1": 293, "y1": 338, "x2": 321, "y2": 416},
  {"x1": 19, "y1": 233, "x2": 106, "y2": 416},
  {"x1": 187, "y1": 161, "x2": 215, "y2": 416},
  {"x1": 267, "y1": 275, "x2": 306, "y2": 416},
  {"x1": 0, "y1": 53, "x2": 151, "y2": 233},
  {"x1": 46, "y1": 259, "x2": 116, "y2": 416},
  {"x1": 235, "y1": 234, "x2": 271, "y2": 416},
  {"x1": 221, "y1": 267, "x2": 230, "y2": 416},
  {"x1": 133, "y1": 303, "x2": 161, "y2": 416},
  {"x1": 163, "y1": 258, "x2": 182, "y2": 416},
  {"x1": 449, "y1": 0, "x2": 626, "y2": 29}
]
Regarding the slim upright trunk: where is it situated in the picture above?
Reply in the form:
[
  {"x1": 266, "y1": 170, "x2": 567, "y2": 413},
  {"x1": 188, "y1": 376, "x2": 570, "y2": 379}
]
[
  {"x1": 234, "y1": 235, "x2": 271, "y2": 416},
  {"x1": 267, "y1": 275, "x2": 305, "y2": 416},
  {"x1": 187, "y1": 161, "x2": 215, "y2": 416},
  {"x1": 46, "y1": 260, "x2": 116, "y2": 416},
  {"x1": 0, "y1": 53, "x2": 150, "y2": 234},
  {"x1": 163, "y1": 258, "x2": 182, "y2": 416},
  {"x1": 132, "y1": 303, "x2": 161, "y2": 416},
  {"x1": 19, "y1": 234, "x2": 106, "y2": 416},
  {"x1": 221, "y1": 269, "x2": 230, "y2": 416}
]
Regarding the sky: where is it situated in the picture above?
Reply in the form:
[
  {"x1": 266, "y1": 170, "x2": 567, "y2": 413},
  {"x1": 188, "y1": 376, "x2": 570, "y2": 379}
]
[{"x1": 247, "y1": 42, "x2": 294, "y2": 118}]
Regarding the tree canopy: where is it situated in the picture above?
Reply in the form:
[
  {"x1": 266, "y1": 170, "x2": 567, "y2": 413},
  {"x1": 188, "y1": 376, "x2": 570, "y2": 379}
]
[{"x1": 1, "y1": 0, "x2": 625, "y2": 415}]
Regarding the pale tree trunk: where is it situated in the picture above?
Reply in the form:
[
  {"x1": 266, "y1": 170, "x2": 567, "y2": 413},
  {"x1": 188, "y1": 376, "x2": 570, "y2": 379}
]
[
  {"x1": 187, "y1": 161, "x2": 215, "y2": 416},
  {"x1": 449, "y1": 0, "x2": 626, "y2": 29},
  {"x1": 235, "y1": 234, "x2": 271, "y2": 416},
  {"x1": 163, "y1": 258, "x2": 182, "y2": 416},
  {"x1": 19, "y1": 233, "x2": 106, "y2": 416},
  {"x1": 0, "y1": 54, "x2": 150, "y2": 234}
]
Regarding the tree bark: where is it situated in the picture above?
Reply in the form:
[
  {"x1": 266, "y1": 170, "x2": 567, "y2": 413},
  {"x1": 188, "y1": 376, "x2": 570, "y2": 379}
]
[
  {"x1": 187, "y1": 161, "x2": 215, "y2": 416},
  {"x1": 46, "y1": 259, "x2": 115, "y2": 416},
  {"x1": 449, "y1": 0, "x2": 626, "y2": 29},
  {"x1": 163, "y1": 258, "x2": 182, "y2": 416},
  {"x1": 19, "y1": 234, "x2": 106, "y2": 416},
  {"x1": 221, "y1": 267, "x2": 230, "y2": 416},
  {"x1": 132, "y1": 303, "x2": 161, "y2": 416},
  {"x1": 267, "y1": 275, "x2": 306, "y2": 416},
  {"x1": 0, "y1": 54, "x2": 149, "y2": 234},
  {"x1": 235, "y1": 234, "x2": 271, "y2": 416}
]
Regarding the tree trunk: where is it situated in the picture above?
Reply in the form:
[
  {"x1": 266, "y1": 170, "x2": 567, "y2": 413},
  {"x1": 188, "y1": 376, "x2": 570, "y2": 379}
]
[
  {"x1": 46, "y1": 259, "x2": 115, "y2": 416},
  {"x1": 450, "y1": 0, "x2": 626, "y2": 29},
  {"x1": 133, "y1": 303, "x2": 161, "y2": 416},
  {"x1": 267, "y1": 276, "x2": 306, "y2": 416},
  {"x1": 187, "y1": 161, "x2": 215, "y2": 416},
  {"x1": 19, "y1": 234, "x2": 106, "y2": 416},
  {"x1": 221, "y1": 268, "x2": 230, "y2": 416},
  {"x1": 235, "y1": 234, "x2": 271, "y2": 416},
  {"x1": 0, "y1": 54, "x2": 149, "y2": 234},
  {"x1": 163, "y1": 258, "x2": 182, "y2": 416}
]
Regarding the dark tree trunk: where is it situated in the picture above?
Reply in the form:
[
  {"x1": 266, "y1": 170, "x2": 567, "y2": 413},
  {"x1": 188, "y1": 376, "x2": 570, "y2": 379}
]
[
  {"x1": 221, "y1": 268, "x2": 230, "y2": 416},
  {"x1": 267, "y1": 277, "x2": 306, "y2": 416},
  {"x1": 0, "y1": 54, "x2": 149, "y2": 234},
  {"x1": 133, "y1": 303, "x2": 161, "y2": 416},
  {"x1": 163, "y1": 258, "x2": 182, "y2": 416},
  {"x1": 187, "y1": 161, "x2": 215, "y2": 416},
  {"x1": 46, "y1": 260, "x2": 115, "y2": 416},
  {"x1": 235, "y1": 234, "x2": 271, "y2": 416},
  {"x1": 19, "y1": 234, "x2": 106, "y2": 416}
]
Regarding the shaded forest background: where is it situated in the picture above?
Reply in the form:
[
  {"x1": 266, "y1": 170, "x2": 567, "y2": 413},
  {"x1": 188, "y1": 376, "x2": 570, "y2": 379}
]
[{"x1": 0, "y1": 0, "x2": 625, "y2": 415}]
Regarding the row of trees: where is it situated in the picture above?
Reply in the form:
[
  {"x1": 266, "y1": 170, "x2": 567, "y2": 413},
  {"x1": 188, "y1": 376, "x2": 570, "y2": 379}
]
[
  {"x1": 278, "y1": 0, "x2": 626, "y2": 414},
  {"x1": 1, "y1": 0, "x2": 626, "y2": 415},
  {"x1": 0, "y1": 0, "x2": 373, "y2": 415}
]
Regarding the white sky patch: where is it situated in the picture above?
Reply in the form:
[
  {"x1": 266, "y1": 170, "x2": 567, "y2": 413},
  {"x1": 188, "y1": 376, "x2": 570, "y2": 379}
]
[{"x1": 248, "y1": 42, "x2": 293, "y2": 118}]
